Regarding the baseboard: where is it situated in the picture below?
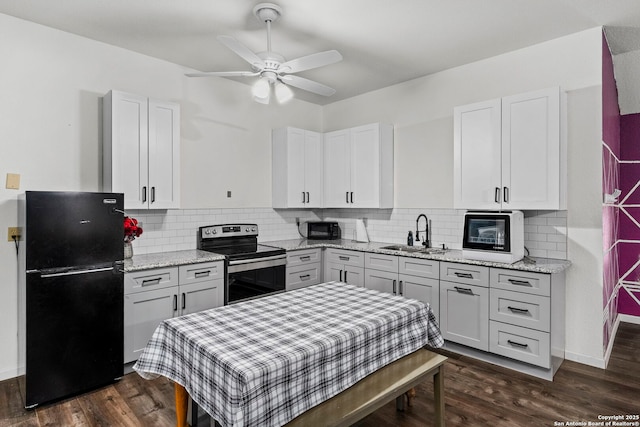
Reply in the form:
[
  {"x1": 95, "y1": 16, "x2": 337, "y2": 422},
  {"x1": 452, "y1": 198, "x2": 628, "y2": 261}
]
[
  {"x1": 564, "y1": 350, "x2": 606, "y2": 369},
  {"x1": 618, "y1": 314, "x2": 640, "y2": 325},
  {"x1": 603, "y1": 316, "x2": 622, "y2": 368},
  {"x1": 0, "y1": 365, "x2": 24, "y2": 382}
]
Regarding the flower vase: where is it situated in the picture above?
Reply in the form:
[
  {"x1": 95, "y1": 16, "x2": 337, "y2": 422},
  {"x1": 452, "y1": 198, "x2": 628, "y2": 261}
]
[{"x1": 124, "y1": 242, "x2": 133, "y2": 259}]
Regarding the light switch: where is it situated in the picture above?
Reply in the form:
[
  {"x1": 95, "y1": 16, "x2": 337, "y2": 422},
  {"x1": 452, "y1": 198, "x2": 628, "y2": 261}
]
[{"x1": 6, "y1": 173, "x2": 20, "y2": 190}]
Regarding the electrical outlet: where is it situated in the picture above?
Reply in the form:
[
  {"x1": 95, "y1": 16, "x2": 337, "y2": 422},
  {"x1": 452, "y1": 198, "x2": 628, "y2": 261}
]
[
  {"x1": 6, "y1": 173, "x2": 20, "y2": 190},
  {"x1": 7, "y1": 227, "x2": 22, "y2": 242}
]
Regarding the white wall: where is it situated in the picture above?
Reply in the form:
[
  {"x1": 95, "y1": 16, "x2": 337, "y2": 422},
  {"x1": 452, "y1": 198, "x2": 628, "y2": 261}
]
[
  {"x1": 0, "y1": 13, "x2": 320, "y2": 380},
  {"x1": 323, "y1": 28, "x2": 605, "y2": 365}
]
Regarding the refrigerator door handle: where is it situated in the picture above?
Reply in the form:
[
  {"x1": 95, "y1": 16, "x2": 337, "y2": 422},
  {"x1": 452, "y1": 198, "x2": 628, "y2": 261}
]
[{"x1": 38, "y1": 267, "x2": 115, "y2": 278}]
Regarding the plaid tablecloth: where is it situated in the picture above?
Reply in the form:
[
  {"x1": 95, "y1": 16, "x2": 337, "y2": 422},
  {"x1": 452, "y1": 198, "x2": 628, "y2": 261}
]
[{"x1": 133, "y1": 281, "x2": 443, "y2": 427}]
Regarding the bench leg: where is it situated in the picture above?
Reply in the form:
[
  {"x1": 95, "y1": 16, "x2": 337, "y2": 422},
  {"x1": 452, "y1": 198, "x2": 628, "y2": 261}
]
[
  {"x1": 395, "y1": 395, "x2": 405, "y2": 411},
  {"x1": 433, "y1": 366, "x2": 445, "y2": 427},
  {"x1": 174, "y1": 383, "x2": 189, "y2": 427}
]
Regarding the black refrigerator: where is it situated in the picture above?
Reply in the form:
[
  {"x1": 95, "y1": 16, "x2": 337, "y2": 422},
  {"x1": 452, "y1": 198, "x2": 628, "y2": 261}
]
[{"x1": 21, "y1": 191, "x2": 124, "y2": 408}]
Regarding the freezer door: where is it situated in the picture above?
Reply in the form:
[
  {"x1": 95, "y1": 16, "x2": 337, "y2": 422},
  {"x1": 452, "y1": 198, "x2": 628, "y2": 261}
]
[
  {"x1": 26, "y1": 191, "x2": 124, "y2": 270},
  {"x1": 25, "y1": 267, "x2": 124, "y2": 408}
]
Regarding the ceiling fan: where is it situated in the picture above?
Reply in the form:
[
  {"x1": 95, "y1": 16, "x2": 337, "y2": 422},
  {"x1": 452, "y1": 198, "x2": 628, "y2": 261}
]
[{"x1": 185, "y1": 3, "x2": 343, "y2": 104}]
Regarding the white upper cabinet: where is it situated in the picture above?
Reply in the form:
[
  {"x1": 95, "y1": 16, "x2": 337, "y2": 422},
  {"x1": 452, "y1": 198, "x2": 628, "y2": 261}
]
[
  {"x1": 324, "y1": 123, "x2": 394, "y2": 208},
  {"x1": 272, "y1": 127, "x2": 323, "y2": 208},
  {"x1": 103, "y1": 90, "x2": 180, "y2": 210},
  {"x1": 454, "y1": 87, "x2": 565, "y2": 210}
]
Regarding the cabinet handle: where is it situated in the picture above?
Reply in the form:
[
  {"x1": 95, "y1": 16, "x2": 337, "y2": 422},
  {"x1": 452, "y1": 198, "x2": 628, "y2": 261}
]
[
  {"x1": 339, "y1": 270, "x2": 343, "y2": 281},
  {"x1": 306, "y1": 192, "x2": 310, "y2": 203},
  {"x1": 141, "y1": 277, "x2": 162, "y2": 286},
  {"x1": 151, "y1": 186, "x2": 156, "y2": 203},
  {"x1": 350, "y1": 192, "x2": 354, "y2": 203},
  {"x1": 494, "y1": 187, "x2": 501, "y2": 203},
  {"x1": 300, "y1": 256, "x2": 311, "y2": 261},
  {"x1": 508, "y1": 306, "x2": 530, "y2": 314},
  {"x1": 173, "y1": 294, "x2": 177, "y2": 311},
  {"x1": 508, "y1": 279, "x2": 532, "y2": 287},
  {"x1": 503, "y1": 187, "x2": 509, "y2": 203},
  {"x1": 181, "y1": 293, "x2": 186, "y2": 310},
  {"x1": 346, "y1": 191, "x2": 349, "y2": 203},
  {"x1": 302, "y1": 192, "x2": 306, "y2": 203},
  {"x1": 507, "y1": 339, "x2": 529, "y2": 349},
  {"x1": 195, "y1": 270, "x2": 210, "y2": 278},
  {"x1": 399, "y1": 280, "x2": 404, "y2": 296},
  {"x1": 142, "y1": 186, "x2": 147, "y2": 203},
  {"x1": 454, "y1": 272, "x2": 473, "y2": 279},
  {"x1": 392, "y1": 279, "x2": 397, "y2": 294},
  {"x1": 454, "y1": 286, "x2": 474, "y2": 295},
  {"x1": 338, "y1": 256, "x2": 350, "y2": 261},
  {"x1": 344, "y1": 271, "x2": 348, "y2": 282},
  {"x1": 300, "y1": 274, "x2": 311, "y2": 281}
]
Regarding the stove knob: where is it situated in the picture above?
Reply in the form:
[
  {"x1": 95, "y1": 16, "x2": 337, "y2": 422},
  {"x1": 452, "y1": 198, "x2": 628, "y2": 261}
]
[
  {"x1": 212, "y1": 229, "x2": 217, "y2": 234},
  {"x1": 245, "y1": 227, "x2": 250, "y2": 232},
  {"x1": 251, "y1": 227, "x2": 256, "y2": 232},
  {"x1": 204, "y1": 229, "x2": 211, "y2": 235}
]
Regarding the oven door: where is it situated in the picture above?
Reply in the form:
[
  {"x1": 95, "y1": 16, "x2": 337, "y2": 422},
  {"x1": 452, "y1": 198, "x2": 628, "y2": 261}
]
[{"x1": 226, "y1": 255, "x2": 286, "y2": 304}]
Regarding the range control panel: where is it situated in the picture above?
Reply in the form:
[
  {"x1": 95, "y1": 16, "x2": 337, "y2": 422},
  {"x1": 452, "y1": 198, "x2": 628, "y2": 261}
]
[{"x1": 199, "y1": 224, "x2": 258, "y2": 239}]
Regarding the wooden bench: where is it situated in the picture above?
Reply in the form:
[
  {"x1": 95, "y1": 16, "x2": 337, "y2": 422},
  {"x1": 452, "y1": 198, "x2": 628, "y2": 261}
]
[{"x1": 176, "y1": 349, "x2": 447, "y2": 427}]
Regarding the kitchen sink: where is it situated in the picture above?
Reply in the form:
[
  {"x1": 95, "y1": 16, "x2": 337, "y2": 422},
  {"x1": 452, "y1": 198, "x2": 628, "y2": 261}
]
[{"x1": 379, "y1": 245, "x2": 447, "y2": 255}]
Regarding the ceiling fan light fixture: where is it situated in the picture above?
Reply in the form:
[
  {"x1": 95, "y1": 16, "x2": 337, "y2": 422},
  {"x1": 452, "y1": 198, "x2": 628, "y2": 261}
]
[
  {"x1": 275, "y1": 81, "x2": 294, "y2": 103},
  {"x1": 252, "y1": 77, "x2": 271, "y2": 103}
]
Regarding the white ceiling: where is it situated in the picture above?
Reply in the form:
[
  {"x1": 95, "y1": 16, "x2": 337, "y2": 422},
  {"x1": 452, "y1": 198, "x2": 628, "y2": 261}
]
[{"x1": 2, "y1": 0, "x2": 640, "y2": 105}]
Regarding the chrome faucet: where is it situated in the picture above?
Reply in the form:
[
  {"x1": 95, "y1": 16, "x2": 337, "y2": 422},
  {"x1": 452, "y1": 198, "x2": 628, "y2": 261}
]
[{"x1": 415, "y1": 214, "x2": 429, "y2": 248}]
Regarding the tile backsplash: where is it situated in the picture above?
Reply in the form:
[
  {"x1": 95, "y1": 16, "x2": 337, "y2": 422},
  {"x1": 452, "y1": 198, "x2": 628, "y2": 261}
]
[{"x1": 127, "y1": 207, "x2": 567, "y2": 260}]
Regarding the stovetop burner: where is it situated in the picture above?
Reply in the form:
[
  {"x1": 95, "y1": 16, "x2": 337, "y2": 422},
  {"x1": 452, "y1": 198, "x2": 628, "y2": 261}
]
[{"x1": 197, "y1": 224, "x2": 285, "y2": 260}]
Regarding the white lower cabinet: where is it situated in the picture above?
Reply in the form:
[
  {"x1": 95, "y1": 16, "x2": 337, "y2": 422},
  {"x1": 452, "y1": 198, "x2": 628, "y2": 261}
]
[
  {"x1": 124, "y1": 261, "x2": 224, "y2": 363},
  {"x1": 400, "y1": 274, "x2": 440, "y2": 322},
  {"x1": 439, "y1": 279, "x2": 489, "y2": 351},
  {"x1": 324, "y1": 249, "x2": 365, "y2": 287},
  {"x1": 286, "y1": 248, "x2": 322, "y2": 291}
]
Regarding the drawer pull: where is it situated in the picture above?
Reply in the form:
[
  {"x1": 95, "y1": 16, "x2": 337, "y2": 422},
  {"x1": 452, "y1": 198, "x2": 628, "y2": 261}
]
[
  {"x1": 142, "y1": 277, "x2": 162, "y2": 286},
  {"x1": 399, "y1": 280, "x2": 404, "y2": 296},
  {"x1": 454, "y1": 286, "x2": 474, "y2": 295},
  {"x1": 508, "y1": 306, "x2": 530, "y2": 314},
  {"x1": 173, "y1": 294, "x2": 178, "y2": 311},
  {"x1": 300, "y1": 256, "x2": 311, "y2": 261},
  {"x1": 507, "y1": 340, "x2": 529, "y2": 349},
  {"x1": 194, "y1": 270, "x2": 210, "y2": 278},
  {"x1": 338, "y1": 256, "x2": 350, "y2": 261},
  {"x1": 300, "y1": 274, "x2": 311, "y2": 281},
  {"x1": 508, "y1": 279, "x2": 532, "y2": 287},
  {"x1": 393, "y1": 279, "x2": 397, "y2": 295},
  {"x1": 454, "y1": 272, "x2": 473, "y2": 279}
]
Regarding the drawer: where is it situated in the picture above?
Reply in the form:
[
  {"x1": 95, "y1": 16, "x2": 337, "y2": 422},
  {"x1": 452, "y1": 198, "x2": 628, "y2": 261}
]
[
  {"x1": 365, "y1": 252, "x2": 398, "y2": 272},
  {"x1": 287, "y1": 248, "x2": 322, "y2": 267},
  {"x1": 324, "y1": 249, "x2": 365, "y2": 268},
  {"x1": 179, "y1": 261, "x2": 224, "y2": 285},
  {"x1": 440, "y1": 262, "x2": 489, "y2": 287},
  {"x1": 490, "y1": 321, "x2": 551, "y2": 368},
  {"x1": 125, "y1": 267, "x2": 178, "y2": 295},
  {"x1": 399, "y1": 257, "x2": 439, "y2": 280},
  {"x1": 490, "y1": 269, "x2": 550, "y2": 297},
  {"x1": 286, "y1": 263, "x2": 322, "y2": 291},
  {"x1": 490, "y1": 289, "x2": 550, "y2": 332}
]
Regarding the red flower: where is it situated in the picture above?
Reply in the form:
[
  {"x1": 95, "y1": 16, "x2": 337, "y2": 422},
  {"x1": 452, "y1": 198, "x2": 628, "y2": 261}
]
[{"x1": 124, "y1": 216, "x2": 143, "y2": 243}]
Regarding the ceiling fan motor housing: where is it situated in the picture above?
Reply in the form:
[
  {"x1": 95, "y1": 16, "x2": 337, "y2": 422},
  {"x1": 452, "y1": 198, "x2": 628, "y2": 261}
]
[{"x1": 253, "y1": 3, "x2": 282, "y2": 23}]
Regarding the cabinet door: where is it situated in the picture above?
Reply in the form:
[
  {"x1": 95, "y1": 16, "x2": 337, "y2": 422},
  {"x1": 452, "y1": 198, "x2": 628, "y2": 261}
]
[
  {"x1": 344, "y1": 266, "x2": 364, "y2": 287},
  {"x1": 148, "y1": 99, "x2": 180, "y2": 209},
  {"x1": 324, "y1": 129, "x2": 351, "y2": 207},
  {"x1": 105, "y1": 91, "x2": 149, "y2": 209},
  {"x1": 400, "y1": 274, "x2": 439, "y2": 321},
  {"x1": 324, "y1": 262, "x2": 344, "y2": 282},
  {"x1": 501, "y1": 87, "x2": 560, "y2": 209},
  {"x1": 304, "y1": 130, "x2": 323, "y2": 207},
  {"x1": 453, "y1": 98, "x2": 502, "y2": 209},
  {"x1": 364, "y1": 269, "x2": 398, "y2": 295},
  {"x1": 179, "y1": 279, "x2": 223, "y2": 316},
  {"x1": 124, "y1": 286, "x2": 176, "y2": 363},
  {"x1": 350, "y1": 124, "x2": 380, "y2": 208},
  {"x1": 439, "y1": 281, "x2": 489, "y2": 351}
]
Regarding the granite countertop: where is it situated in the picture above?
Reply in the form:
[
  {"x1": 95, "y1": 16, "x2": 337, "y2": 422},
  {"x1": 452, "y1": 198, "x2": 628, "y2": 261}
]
[
  {"x1": 123, "y1": 249, "x2": 225, "y2": 273},
  {"x1": 264, "y1": 238, "x2": 571, "y2": 274}
]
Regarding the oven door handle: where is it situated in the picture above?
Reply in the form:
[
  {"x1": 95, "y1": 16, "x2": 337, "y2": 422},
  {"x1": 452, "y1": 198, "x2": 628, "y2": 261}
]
[{"x1": 227, "y1": 254, "x2": 287, "y2": 273}]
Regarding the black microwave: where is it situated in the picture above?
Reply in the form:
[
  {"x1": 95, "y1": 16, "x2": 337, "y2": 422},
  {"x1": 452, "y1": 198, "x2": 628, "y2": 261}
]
[{"x1": 307, "y1": 222, "x2": 341, "y2": 240}]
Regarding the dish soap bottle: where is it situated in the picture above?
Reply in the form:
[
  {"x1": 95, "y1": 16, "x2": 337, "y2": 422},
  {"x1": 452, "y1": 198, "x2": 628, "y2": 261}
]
[{"x1": 407, "y1": 231, "x2": 413, "y2": 246}]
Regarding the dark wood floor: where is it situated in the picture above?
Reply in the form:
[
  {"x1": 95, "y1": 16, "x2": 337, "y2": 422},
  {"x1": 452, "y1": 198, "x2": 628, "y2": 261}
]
[{"x1": 2, "y1": 322, "x2": 639, "y2": 427}]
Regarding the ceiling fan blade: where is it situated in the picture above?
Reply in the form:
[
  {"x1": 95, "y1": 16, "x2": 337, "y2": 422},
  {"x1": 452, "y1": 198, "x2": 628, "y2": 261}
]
[
  {"x1": 185, "y1": 71, "x2": 260, "y2": 78},
  {"x1": 281, "y1": 75, "x2": 336, "y2": 96},
  {"x1": 217, "y1": 35, "x2": 265, "y2": 69},
  {"x1": 279, "y1": 50, "x2": 342, "y2": 74}
]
